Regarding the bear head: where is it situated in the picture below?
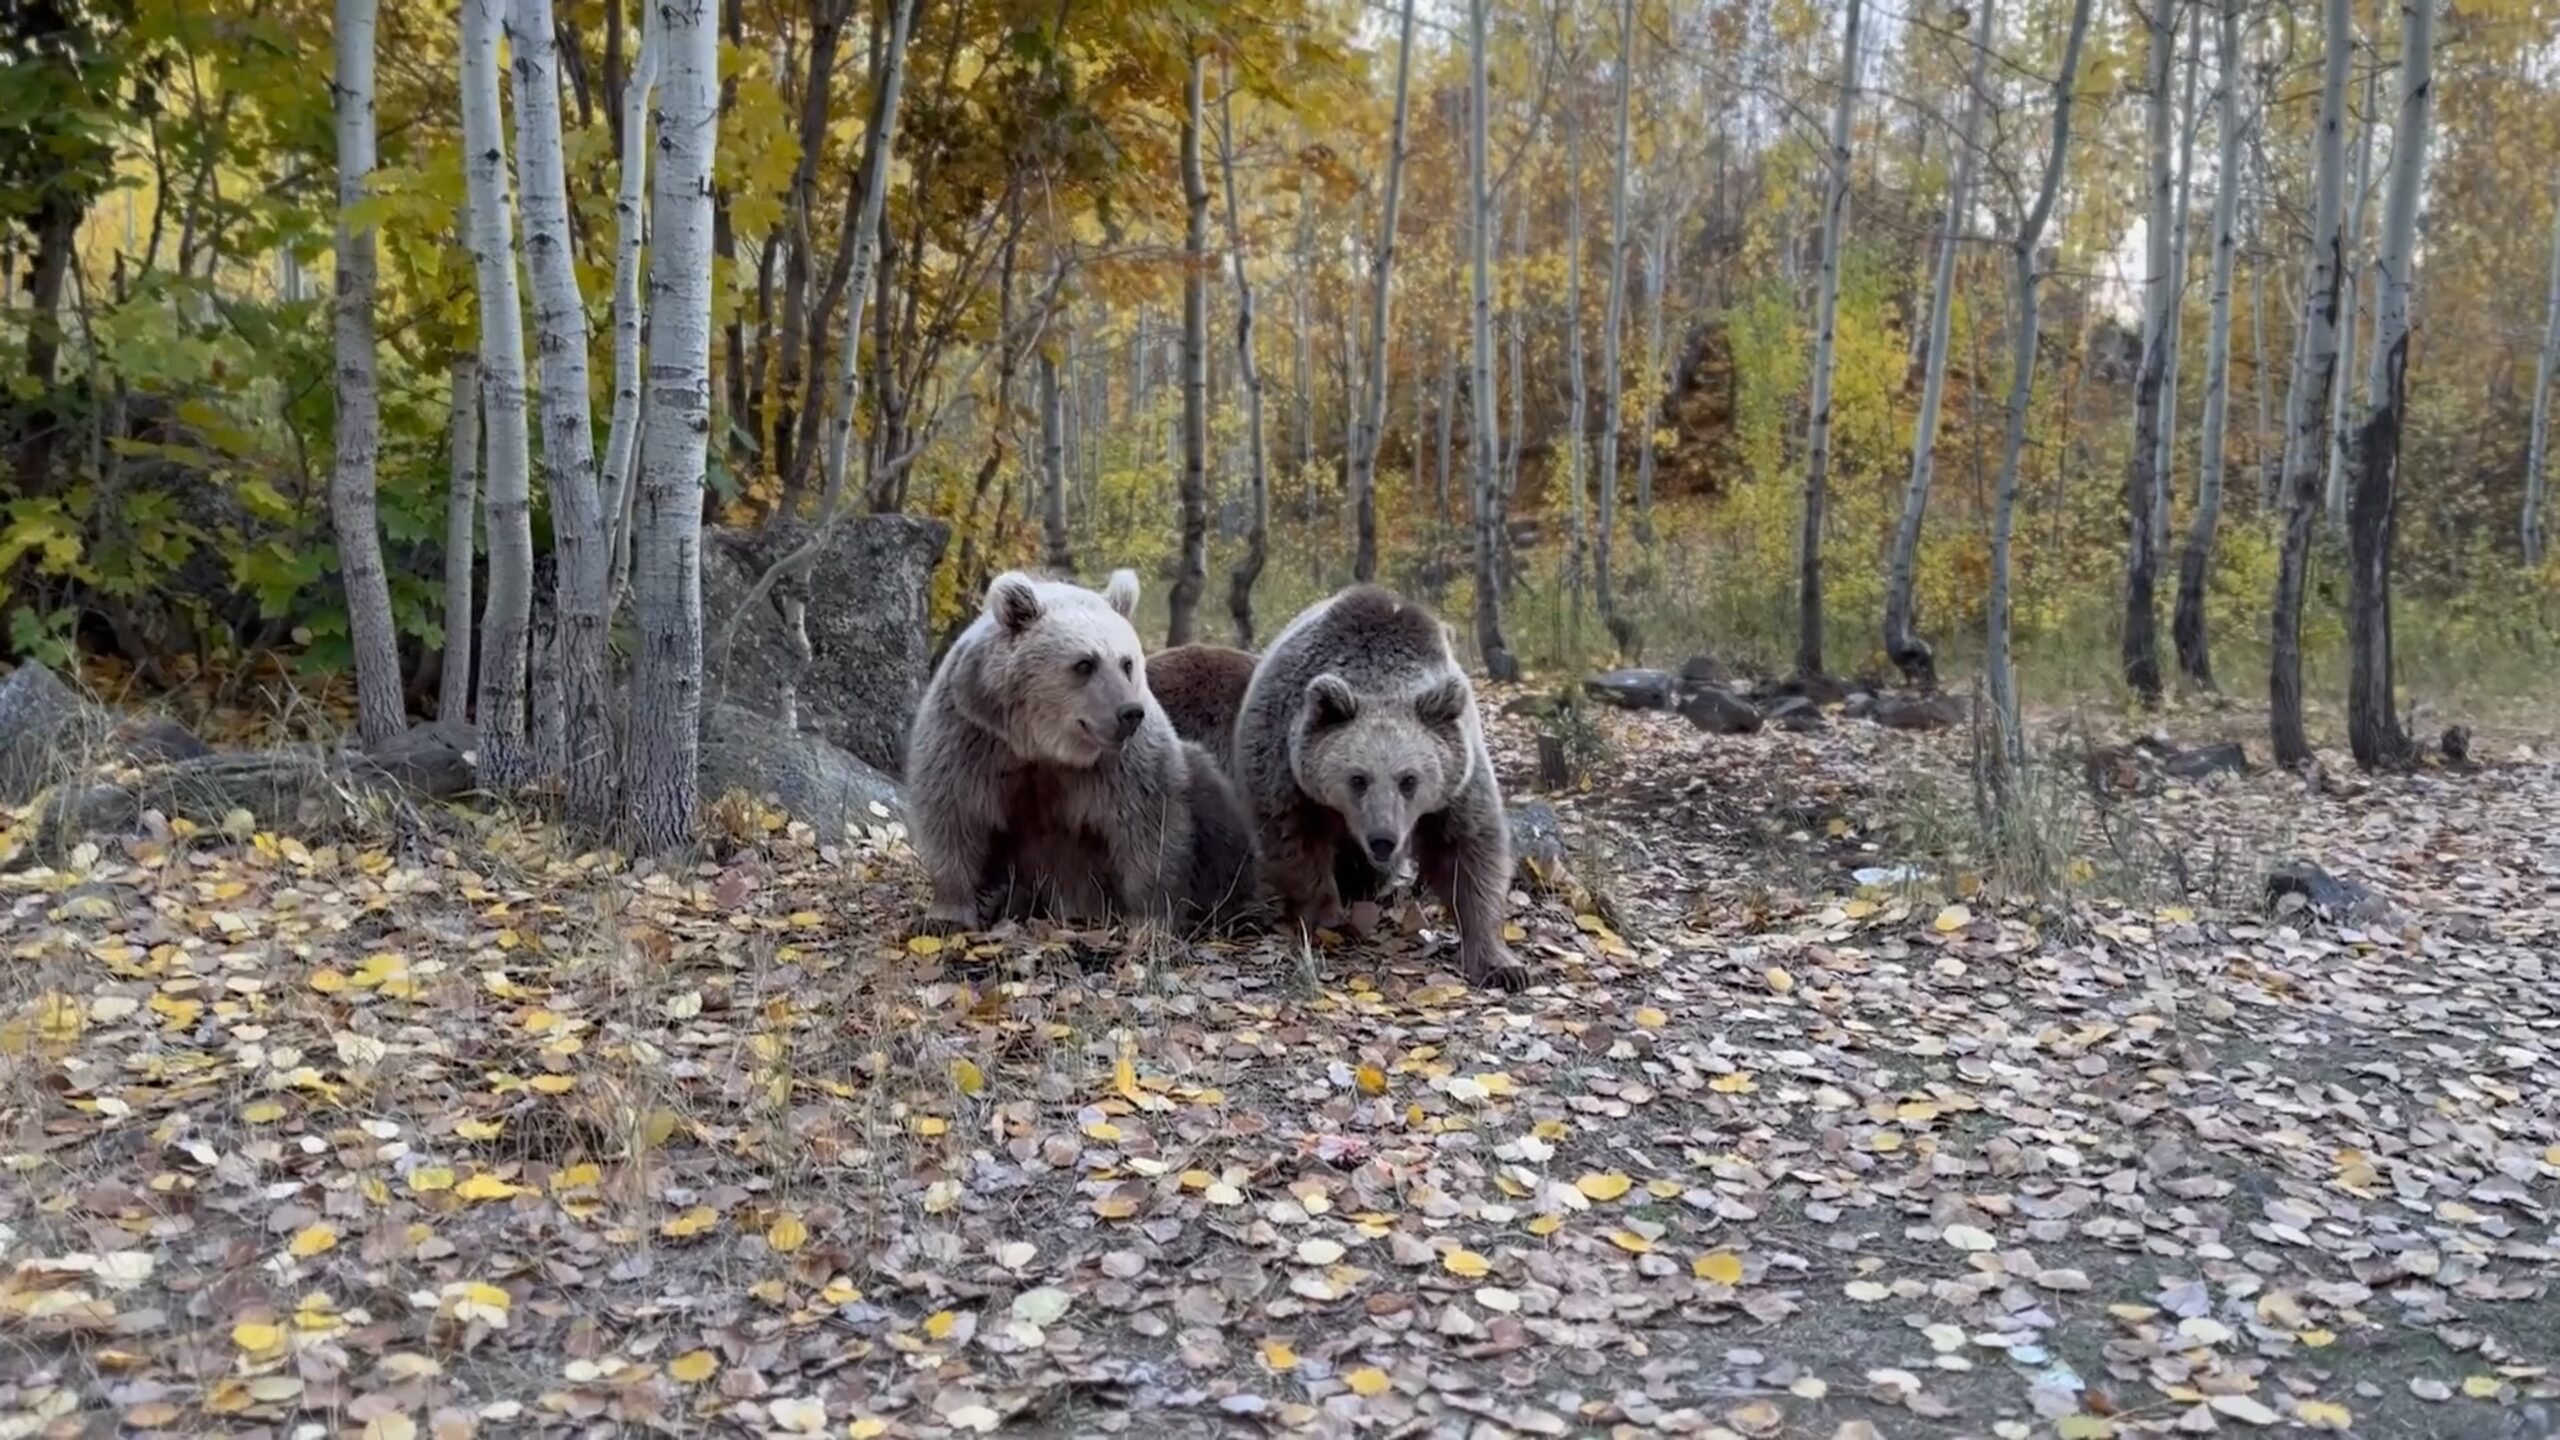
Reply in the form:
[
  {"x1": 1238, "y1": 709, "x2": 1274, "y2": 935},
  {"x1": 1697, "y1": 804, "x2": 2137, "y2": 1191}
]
[
  {"x1": 977, "y1": 568, "x2": 1152, "y2": 768},
  {"x1": 1290, "y1": 670, "x2": 1474, "y2": 871}
]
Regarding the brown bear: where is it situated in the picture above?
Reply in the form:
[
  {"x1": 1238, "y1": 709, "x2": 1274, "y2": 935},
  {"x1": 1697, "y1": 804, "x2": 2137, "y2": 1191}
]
[
  {"x1": 1146, "y1": 644, "x2": 1257, "y2": 770},
  {"x1": 1232, "y1": 585, "x2": 1525, "y2": 991},
  {"x1": 905, "y1": 569, "x2": 1256, "y2": 930}
]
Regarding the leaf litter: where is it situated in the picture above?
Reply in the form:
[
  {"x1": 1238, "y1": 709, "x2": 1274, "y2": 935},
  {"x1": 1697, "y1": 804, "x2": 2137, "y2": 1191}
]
[{"x1": 0, "y1": 695, "x2": 2553, "y2": 1437}]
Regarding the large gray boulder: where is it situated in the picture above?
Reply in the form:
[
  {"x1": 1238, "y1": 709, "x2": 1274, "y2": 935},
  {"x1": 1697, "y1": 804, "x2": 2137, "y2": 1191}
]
[
  {"x1": 700, "y1": 514, "x2": 950, "y2": 777},
  {"x1": 698, "y1": 704, "x2": 904, "y2": 836},
  {"x1": 0, "y1": 662, "x2": 209, "y2": 805}
]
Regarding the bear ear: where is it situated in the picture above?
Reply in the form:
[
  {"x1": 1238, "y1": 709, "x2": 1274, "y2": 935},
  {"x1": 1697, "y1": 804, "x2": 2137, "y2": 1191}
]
[
  {"x1": 1414, "y1": 673, "x2": 1470, "y2": 730},
  {"x1": 1101, "y1": 569, "x2": 1140, "y2": 619},
  {"x1": 986, "y1": 572, "x2": 1044, "y2": 632},
  {"x1": 1304, "y1": 673, "x2": 1360, "y2": 730}
]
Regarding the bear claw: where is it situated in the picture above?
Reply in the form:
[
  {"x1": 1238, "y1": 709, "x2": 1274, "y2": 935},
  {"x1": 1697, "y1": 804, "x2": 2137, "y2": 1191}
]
[{"x1": 1464, "y1": 951, "x2": 1531, "y2": 993}]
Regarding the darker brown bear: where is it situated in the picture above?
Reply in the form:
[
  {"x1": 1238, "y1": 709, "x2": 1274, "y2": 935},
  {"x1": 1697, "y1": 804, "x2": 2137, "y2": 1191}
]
[{"x1": 1147, "y1": 644, "x2": 1257, "y2": 770}]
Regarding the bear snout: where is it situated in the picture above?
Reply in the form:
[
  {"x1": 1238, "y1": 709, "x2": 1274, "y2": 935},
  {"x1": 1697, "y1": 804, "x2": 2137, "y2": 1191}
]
[
  {"x1": 1364, "y1": 833, "x2": 1399, "y2": 864},
  {"x1": 1114, "y1": 703, "x2": 1146, "y2": 740}
]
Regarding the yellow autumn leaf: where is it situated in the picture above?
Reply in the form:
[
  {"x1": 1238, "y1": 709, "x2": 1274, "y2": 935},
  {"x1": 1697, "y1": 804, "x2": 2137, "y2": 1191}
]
[
  {"x1": 1608, "y1": 1230, "x2": 1653, "y2": 1254},
  {"x1": 1633, "y1": 1007, "x2": 1669, "y2": 1028},
  {"x1": 905, "y1": 933, "x2": 945, "y2": 956},
  {"x1": 1346, "y1": 1366, "x2": 1392, "y2": 1397},
  {"x1": 1871, "y1": 1131, "x2": 1905, "y2": 1153},
  {"x1": 1354, "y1": 1064, "x2": 1387, "y2": 1095},
  {"x1": 660, "y1": 1205, "x2": 717, "y2": 1238},
  {"x1": 912, "y1": 1116, "x2": 948, "y2": 1136},
  {"x1": 668, "y1": 1350, "x2": 719, "y2": 1384},
  {"x1": 362, "y1": 1415, "x2": 417, "y2": 1440},
  {"x1": 1259, "y1": 1337, "x2": 1299, "y2": 1372},
  {"x1": 1575, "y1": 1172, "x2": 1633, "y2": 1201},
  {"x1": 1442, "y1": 1249, "x2": 1491, "y2": 1278},
  {"x1": 1115, "y1": 1041, "x2": 1142, "y2": 1102},
  {"x1": 1710, "y1": 1072, "x2": 1756, "y2": 1093},
  {"x1": 1764, "y1": 966, "x2": 1795, "y2": 993},
  {"x1": 241, "y1": 1099, "x2": 287, "y2": 1124},
  {"x1": 2294, "y1": 1401, "x2": 2351, "y2": 1430},
  {"x1": 406, "y1": 1166, "x2": 455, "y2": 1193},
  {"x1": 1694, "y1": 1250, "x2": 1745, "y2": 1286},
  {"x1": 288, "y1": 1224, "x2": 337, "y2": 1258},
  {"x1": 767, "y1": 1214, "x2": 809, "y2": 1253},
  {"x1": 1933, "y1": 904, "x2": 1972, "y2": 932},
  {"x1": 2462, "y1": 1376, "x2": 2502, "y2": 1399},
  {"x1": 923, "y1": 1309, "x2": 958, "y2": 1340},
  {"x1": 232, "y1": 1320, "x2": 284, "y2": 1352},
  {"x1": 848, "y1": 1420, "x2": 889, "y2": 1440},
  {"x1": 951, "y1": 1058, "x2": 985, "y2": 1096},
  {"x1": 455, "y1": 1173, "x2": 524, "y2": 1202},
  {"x1": 2298, "y1": 1328, "x2": 2336, "y2": 1348}
]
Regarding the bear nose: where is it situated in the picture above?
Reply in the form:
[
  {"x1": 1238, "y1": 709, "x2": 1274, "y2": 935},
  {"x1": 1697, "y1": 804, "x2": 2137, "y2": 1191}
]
[
  {"x1": 1114, "y1": 704, "x2": 1146, "y2": 740},
  {"x1": 1365, "y1": 833, "x2": 1398, "y2": 863}
]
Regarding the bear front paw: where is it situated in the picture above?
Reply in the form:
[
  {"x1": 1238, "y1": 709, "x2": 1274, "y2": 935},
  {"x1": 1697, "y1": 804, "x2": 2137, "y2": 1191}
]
[
  {"x1": 915, "y1": 903, "x2": 982, "y2": 937},
  {"x1": 1461, "y1": 943, "x2": 1530, "y2": 993}
]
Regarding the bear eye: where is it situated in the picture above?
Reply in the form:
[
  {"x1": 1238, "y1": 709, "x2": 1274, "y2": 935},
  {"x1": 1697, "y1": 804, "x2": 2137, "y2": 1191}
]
[
  {"x1": 1397, "y1": 773, "x2": 1419, "y2": 798},
  {"x1": 1072, "y1": 656, "x2": 1097, "y2": 679},
  {"x1": 1348, "y1": 772, "x2": 1370, "y2": 797},
  {"x1": 1120, "y1": 657, "x2": 1135, "y2": 678}
]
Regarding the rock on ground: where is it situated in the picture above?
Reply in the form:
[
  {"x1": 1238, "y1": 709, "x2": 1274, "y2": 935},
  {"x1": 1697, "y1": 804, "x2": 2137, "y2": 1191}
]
[
  {"x1": 700, "y1": 515, "x2": 950, "y2": 777},
  {"x1": 699, "y1": 704, "x2": 905, "y2": 835},
  {"x1": 0, "y1": 662, "x2": 209, "y2": 804},
  {"x1": 1679, "y1": 687, "x2": 1763, "y2": 735},
  {"x1": 1582, "y1": 670, "x2": 1677, "y2": 711}
]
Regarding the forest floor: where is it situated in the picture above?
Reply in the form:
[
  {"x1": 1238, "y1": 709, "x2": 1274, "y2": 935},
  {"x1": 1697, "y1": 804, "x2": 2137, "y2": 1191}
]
[{"x1": 1, "y1": 688, "x2": 2556, "y2": 1440}]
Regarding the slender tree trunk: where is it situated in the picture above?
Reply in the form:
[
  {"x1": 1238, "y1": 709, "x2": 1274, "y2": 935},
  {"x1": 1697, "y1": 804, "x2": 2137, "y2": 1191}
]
[
  {"x1": 2327, "y1": 65, "x2": 2379, "y2": 531},
  {"x1": 1435, "y1": 340, "x2": 1457, "y2": 522},
  {"x1": 2173, "y1": 0, "x2": 2245, "y2": 689},
  {"x1": 1217, "y1": 63, "x2": 1270, "y2": 646},
  {"x1": 1633, "y1": 197, "x2": 1671, "y2": 545},
  {"x1": 2269, "y1": 0, "x2": 2353, "y2": 770},
  {"x1": 601, "y1": 0, "x2": 659, "y2": 569},
  {"x1": 440, "y1": 357, "x2": 480, "y2": 726},
  {"x1": 1168, "y1": 50, "x2": 1212, "y2": 647},
  {"x1": 623, "y1": 0, "x2": 718, "y2": 853},
  {"x1": 1350, "y1": 0, "x2": 1419, "y2": 585},
  {"x1": 1596, "y1": 0, "x2": 1639, "y2": 657},
  {"x1": 2526, "y1": 182, "x2": 2560, "y2": 568},
  {"x1": 1502, "y1": 188, "x2": 1527, "y2": 552},
  {"x1": 331, "y1": 0, "x2": 403, "y2": 745},
  {"x1": 1564, "y1": 105, "x2": 1590, "y2": 650},
  {"x1": 2153, "y1": 12, "x2": 2203, "y2": 558},
  {"x1": 2345, "y1": 0, "x2": 2432, "y2": 771},
  {"x1": 1292, "y1": 187, "x2": 1315, "y2": 492},
  {"x1": 460, "y1": 0, "x2": 536, "y2": 786},
  {"x1": 1884, "y1": 0, "x2": 1990, "y2": 689},
  {"x1": 511, "y1": 0, "x2": 616, "y2": 828},
  {"x1": 1466, "y1": 0, "x2": 1515, "y2": 679},
  {"x1": 1796, "y1": 0, "x2": 1862, "y2": 681},
  {"x1": 1988, "y1": 0, "x2": 2098, "y2": 779},
  {"x1": 2121, "y1": 0, "x2": 2174, "y2": 704},
  {"x1": 1040, "y1": 350, "x2": 1072, "y2": 574},
  {"x1": 2253, "y1": 248, "x2": 2273, "y2": 509},
  {"x1": 771, "y1": 0, "x2": 847, "y2": 511}
]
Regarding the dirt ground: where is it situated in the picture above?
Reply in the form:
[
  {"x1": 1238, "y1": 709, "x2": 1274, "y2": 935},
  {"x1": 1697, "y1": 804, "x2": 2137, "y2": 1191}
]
[{"x1": 1, "y1": 689, "x2": 2554, "y2": 1439}]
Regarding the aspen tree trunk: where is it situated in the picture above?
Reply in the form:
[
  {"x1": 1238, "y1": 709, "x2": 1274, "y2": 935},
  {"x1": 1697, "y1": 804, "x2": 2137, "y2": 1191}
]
[
  {"x1": 2526, "y1": 183, "x2": 2560, "y2": 568},
  {"x1": 2154, "y1": 12, "x2": 2202, "y2": 557},
  {"x1": 2327, "y1": 66, "x2": 2378, "y2": 530},
  {"x1": 2268, "y1": 0, "x2": 2353, "y2": 770},
  {"x1": 439, "y1": 360, "x2": 480, "y2": 726},
  {"x1": 1503, "y1": 189, "x2": 1526, "y2": 539},
  {"x1": 1595, "y1": 0, "x2": 1638, "y2": 657},
  {"x1": 1564, "y1": 105, "x2": 1590, "y2": 651},
  {"x1": 1217, "y1": 64, "x2": 1269, "y2": 646},
  {"x1": 1167, "y1": 50, "x2": 1212, "y2": 647},
  {"x1": 1292, "y1": 189, "x2": 1316, "y2": 492},
  {"x1": 1884, "y1": 0, "x2": 1991, "y2": 689},
  {"x1": 1989, "y1": 0, "x2": 2098, "y2": 779},
  {"x1": 1435, "y1": 340, "x2": 1457, "y2": 522},
  {"x1": 1040, "y1": 351, "x2": 1072, "y2": 574},
  {"x1": 2345, "y1": 0, "x2": 2432, "y2": 771},
  {"x1": 601, "y1": 0, "x2": 659, "y2": 566},
  {"x1": 1466, "y1": 0, "x2": 1516, "y2": 679},
  {"x1": 2172, "y1": 0, "x2": 2245, "y2": 688},
  {"x1": 622, "y1": 0, "x2": 718, "y2": 853},
  {"x1": 1350, "y1": 0, "x2": 1419, "y2": 585},
  {"x1": 1797, "y1": 0, "x2": 1862, "y2": 681},
  {"x1": 511, "y1": 0, "x2": 616, "y2": 828},
  {"x1": 331, "y1": 0, "x2": 403, "y2": 745},
  {"x1": 2121, "y1": 0, "x2": 2173, "y2": 704},
  {"x1": 459, "y1": 0, "x2": 536, "y2": 786}
]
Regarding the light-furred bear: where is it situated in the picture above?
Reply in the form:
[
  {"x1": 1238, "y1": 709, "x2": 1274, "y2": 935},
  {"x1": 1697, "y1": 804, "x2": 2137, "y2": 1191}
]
[
  {"x1": 905, "y1": 569, "x2": 1257, "y2": 930},
  {"x1": 1233, "y1": 585, "x2": 1526, "y2": 991},
  {"x1": 1146, "y1": 644, "x2": 1257, "y2": 770}
]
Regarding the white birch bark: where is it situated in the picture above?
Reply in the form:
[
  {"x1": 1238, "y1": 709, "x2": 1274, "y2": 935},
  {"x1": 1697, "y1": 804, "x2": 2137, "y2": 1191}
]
[
  {"x1": 2327, "y1": 65, "x2": 2379, "y2": 530},
  {"x1": 1883, "y1": 0, "x2": 1991, "y2": 687},
  {"x1": 622, "y1": 0, "x2": 718, "y2": 853},
  {"x1": 1167, "y1": 51, "x2": 1211, "y2": 646},
  {"x1": 332, "y1": 0, "x2": 403, "y2": 745},
  {"x1": 2172, "y1": 0, "x2": 2245, "y2": 688},
  {"x1": 2121, "y1": 0, "x2": 2175, "y2": 702},
  {"x1": 510, "y1": 0, "x2": 615, "y2": 828},
  {"x1": 1564, "y1": 105, "x2": 1590, "y2": 648},
  {"x1": 601, "y1": 0, "x2": 659, "y2": 562},
  {"x1": 1217, "y1": 64, "x2": 1269, "y2": 646},
  {"x1": 1597, "y1": 0, "x2": 1637, "y2": 654},
  {"x1": 1796, "y1": 0, "x2": 1862, "y2": 681},
  {"x1": 2526, "y1": 182, "x2": 2560, "y2": 568},
  {"x1": 459, "y1": 0, "x2": 535, "y2": 785},
  {"x1": 2154, "y1": 11, "x2": 2202, "y2": 556},
  {"x1": 2269, "y1": 0, "x2": 2354, "y2": 769},
  {"x1": 1467, "y1": 0, "x2": 1515, "y2": 677}
]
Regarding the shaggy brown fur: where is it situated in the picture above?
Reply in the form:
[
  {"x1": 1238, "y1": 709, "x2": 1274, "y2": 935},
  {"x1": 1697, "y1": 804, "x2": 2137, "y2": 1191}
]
[
  {"x1": 1147, "y1": 644, "x2": 1257, "y2": 769},
  {"x1": 1232, "y1": 586, "x2": 1523, "y2": 990}
]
